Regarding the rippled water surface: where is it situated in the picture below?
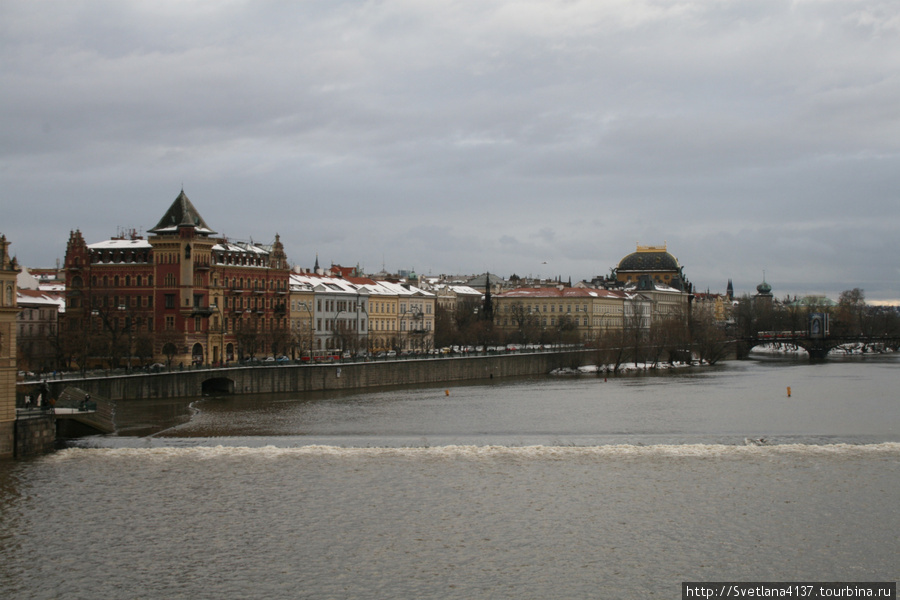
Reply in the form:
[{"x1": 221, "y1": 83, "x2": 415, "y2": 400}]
[{"x1": 1, "y1": 355, "x2": 898, "y2": 599}]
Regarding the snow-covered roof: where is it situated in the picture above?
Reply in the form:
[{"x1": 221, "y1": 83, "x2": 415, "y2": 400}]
[
  {"x1": 212, "y1": 241, "x2": 270, "y2": 255},
  {"x1": 148, "y1": 190, "x2": 217, "y2": 235},
  {"x1": 17, "y1": 289, "x2": 65, "y2": 312},
  {"x1": 435, "y1": 284, "x2": 482, "y2": 296},
  {"x1": 288, "y1": 273, "x2": 435, "y2": 298},
  {"x1": 88, "y1": 239, "x2": 152, "y2": 250},
  {"x1": 623, "y1": 281, "x2": 683, "y2": 293},
  {"x1": 290, "y1": 273, "x2": 361, "y2": 295},
  {"x1": 498, "y1": 287, "x2": 624, "y2": 299}
]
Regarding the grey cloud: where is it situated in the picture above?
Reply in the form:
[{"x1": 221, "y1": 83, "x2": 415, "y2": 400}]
[{"x1": 2, "y1": 0, "x2": 899, "y2": 301}]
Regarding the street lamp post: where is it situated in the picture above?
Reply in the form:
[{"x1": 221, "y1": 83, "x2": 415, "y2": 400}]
[
  {"x1": 117, "y1": 304, "x2": 133, "y2": 372},
  {"x1": 297, "y1": 301, "x2": 314, "y2": 360},
  {"x1": 355, "y1": 292, "x2": 368, "y2": 358}
]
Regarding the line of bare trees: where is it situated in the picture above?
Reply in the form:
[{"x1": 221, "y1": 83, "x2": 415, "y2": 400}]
[{"x1": 733, "y1": 288, "x2": 900, "y2": 342}]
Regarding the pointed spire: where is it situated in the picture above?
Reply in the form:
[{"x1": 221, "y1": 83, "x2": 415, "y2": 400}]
[
  {"x1": 482, "y1": 271, "x2": 494, "y2": 321},
  {"x1": 148, "y1": 190, "x2": 216, "y2": 235}
]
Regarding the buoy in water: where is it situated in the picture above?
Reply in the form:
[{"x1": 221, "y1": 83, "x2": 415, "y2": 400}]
[
  {"x1": 445, "y1": 390, "x2": 450, "y2": 396},
  {"x1": 787, "y1": 386, "x2": 792, "y2": 397}
]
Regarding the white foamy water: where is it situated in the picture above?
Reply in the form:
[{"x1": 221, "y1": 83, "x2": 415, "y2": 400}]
[{"x1": 47, "y1": 441, "x2": 900, "y2": 460}]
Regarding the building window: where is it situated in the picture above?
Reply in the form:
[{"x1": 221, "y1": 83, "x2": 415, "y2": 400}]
[{"x1": 165, "y1": 294, "x2": 175, "y2": 309}]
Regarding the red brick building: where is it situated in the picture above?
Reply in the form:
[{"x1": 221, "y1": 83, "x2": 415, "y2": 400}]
[{"x1": 63, "y1": 191, "x2": 290, "y2": 368}]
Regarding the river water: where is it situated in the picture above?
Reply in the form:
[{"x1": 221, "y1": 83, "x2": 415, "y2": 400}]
[{"x1": 1, "y1": 355, "x2": 898, "y2": 599}]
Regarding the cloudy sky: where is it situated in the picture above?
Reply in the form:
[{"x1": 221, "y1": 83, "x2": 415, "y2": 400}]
[{"x1": 2, "y1": 0, "x2": 899, "y2": 301}]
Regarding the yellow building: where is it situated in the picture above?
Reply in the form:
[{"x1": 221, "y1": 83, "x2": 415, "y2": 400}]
[
  {"x1": 288, "y1": 279, "x2": 316, "y2": 359},
  {"x1": 494, "y1": 286, "x2": 631, "y2": 343},
  {"x1": 361, "y1": 279, "x2": 435, "y2": 353},
  {"x1": 693, "y1": 293, "x2": 730, "y2": 324},
  {"x1": 364, "y1": 287, "x2": 399, "y2": 352},
  {"x1": 1, "y1": 234, "x2": 19, "y2": 458}
]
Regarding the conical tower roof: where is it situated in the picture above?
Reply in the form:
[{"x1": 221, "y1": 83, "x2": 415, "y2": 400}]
[{"x1": 148, "y1": 190, "x2": 216, "y2": 235}]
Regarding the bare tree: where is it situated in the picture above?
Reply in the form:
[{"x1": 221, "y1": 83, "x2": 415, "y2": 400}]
[
  {"x1": 691, "y1": 312, "x2": 731, "y2": 365},
  {"x1": 507, "y1": 302, "x2": 541, "y2": 345},
  {"x1": 836, "y1": 288, "x2": 866, "y2": 336},
  {"x1": 654, "y1": 314, "x2": 690, "y2": 365},
  {"x1": 158, "y1": 329, "x2": 182, "y2": 366},
  {"x1": 595, "y1": 324, "x2": 627, "y2": 374}
]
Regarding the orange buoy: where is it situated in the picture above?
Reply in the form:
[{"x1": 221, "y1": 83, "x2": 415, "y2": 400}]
[{"x1": 787, "y1": 386, "x2": 792, "y2": 397}]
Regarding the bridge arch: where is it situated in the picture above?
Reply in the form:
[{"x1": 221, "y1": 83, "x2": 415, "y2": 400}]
[{"x1": 202, "y1": 377, "x2": 235, "y2": 395}]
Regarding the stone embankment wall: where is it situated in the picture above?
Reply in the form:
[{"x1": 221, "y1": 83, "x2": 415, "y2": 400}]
[
  {"x1": 34, "y1": 351, "x2": 591, "y2": 401},
  {"x1": 0, "y1": 421, "x2": 13, "y2": 458},
  {"x1": 14, "y1": 415, "x2": 56, "y2": 458}
]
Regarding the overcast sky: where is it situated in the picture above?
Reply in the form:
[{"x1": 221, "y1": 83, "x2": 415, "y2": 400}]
[{"x1": 2, "y1": 0, "x2": 899, "y2": 301}]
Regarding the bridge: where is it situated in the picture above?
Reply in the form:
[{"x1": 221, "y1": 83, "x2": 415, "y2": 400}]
[
  {"x1": 16, "y1": 387, "x2": 115, "y2": 435},
  {"x1": 737, "y1": 332, "x2": 900, "y2": 360}
]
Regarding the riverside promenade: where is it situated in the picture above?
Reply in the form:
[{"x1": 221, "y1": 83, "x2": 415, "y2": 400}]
[{"x1": 20, "y1": 350, "x2": 591, "y2": 402}]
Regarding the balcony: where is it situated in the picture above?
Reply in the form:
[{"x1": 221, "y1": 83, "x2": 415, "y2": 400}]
[{"x1": 191, "y1": 306, "x2": 214, "y2": 317}]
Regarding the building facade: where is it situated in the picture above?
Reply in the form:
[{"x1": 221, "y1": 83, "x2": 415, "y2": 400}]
[
  {"x1": 288, "y1": 271, "x2": 436, "y2": 356},
  {"x1": 1, "y1": 235, "x2": 19, "y2": 458},
  {"x1": 16, "y1": 288, "x2": 63, "y2": 373},
  {"x1": 493, "y1": 286, "x2": 628, "y2": 344},
  {"x1": 63, "y1": 192, "x2": 290, "y2": 367}
]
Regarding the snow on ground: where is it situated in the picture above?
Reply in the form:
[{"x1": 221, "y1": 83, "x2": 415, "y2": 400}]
[{"x1": 551, "y1": 361, "x2": 697, "y2": 375}]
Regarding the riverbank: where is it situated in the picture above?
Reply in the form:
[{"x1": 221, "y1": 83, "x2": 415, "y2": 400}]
[
  {"x1": 28, "y1": 350, "x2": 592, "y2": 402},
  {"x1": 551, "y1": 361, "x2": 699, "y2": 375}
]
